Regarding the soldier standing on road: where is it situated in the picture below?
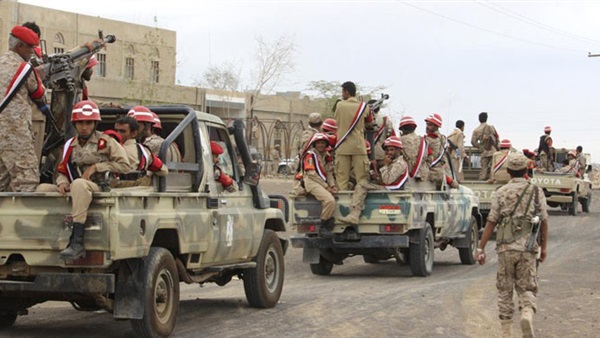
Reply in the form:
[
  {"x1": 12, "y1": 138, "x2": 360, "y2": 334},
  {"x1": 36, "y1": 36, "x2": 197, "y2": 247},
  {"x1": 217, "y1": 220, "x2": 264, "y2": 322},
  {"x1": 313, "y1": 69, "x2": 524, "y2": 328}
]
[
  {"x1": 490, "y1": 139, "x2": 513, "y2": 183},
  {"x1": 339, "y1": 136, "x2": 409, "y2": 225},
  {"x1": 471, "y1": 112, "x2": 499, "y2": 180},
  {"x1": 575, "y1": 145, "x2": 586, "y2": 177},
  {"x1": 537, "y1": 126, "x2": 554, "y2": 171},
  {"x1": 334, "y1": 81, "x2": 373, "y2": 191},
  {"x1": 399, "y1": 115, "x2": 429, "y2": 183},
  {"x1": 301, "y1": 133, "x2": 337, "y2": 237},
  {"x1": 475, "y1": 152, "x2": 548, "y2": 338},
  {"x1": 0, "y1": 25, "x2": 46, "y2": 192},
  {"x1": 36, "y1": 101, "x2": 130, "y2": 260},
  {"x1": 447, "y1": 120, "x2": 467, "y2": 182},
  {"x1": 270, "y1": 144, "x2": 281, "y2": 176}
]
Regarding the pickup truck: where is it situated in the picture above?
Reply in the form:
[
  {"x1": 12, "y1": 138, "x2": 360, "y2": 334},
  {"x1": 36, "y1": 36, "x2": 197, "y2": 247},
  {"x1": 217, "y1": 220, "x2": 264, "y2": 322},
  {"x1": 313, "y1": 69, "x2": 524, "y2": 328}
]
[
  {"x1": 530, "y1": 170, "x2": 592, "y2": 215},
  {"x1": 0, "y1": 107, "x2": 288, "y2": 337},
  {"x1": 289, "y1": 154, "x2": 482, "y2": 277}
]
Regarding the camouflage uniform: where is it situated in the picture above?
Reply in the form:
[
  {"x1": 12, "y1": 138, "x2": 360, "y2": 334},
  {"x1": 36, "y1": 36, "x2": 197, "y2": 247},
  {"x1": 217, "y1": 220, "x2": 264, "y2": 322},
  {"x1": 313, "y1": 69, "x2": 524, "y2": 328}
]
[
  {"x1": 490, "y1": 149, "x2": 511, "y2": 183},
  {"x1": 487, "y1": 177, "x2": 548, "y2": 322},
  {"x1": 373, "y1": 116, "x2": 394, "y2": 165},
  {"x1": 400, "y1": 131, "x2": 429, "y2": 181},
  {"x1": 447, "y1": 127, "x2": 466, "y2": 182},
  {"x1": 302, "y1": 150, "x2": 336, "y2": 220},
  {"x1": 37, "y1": 131, "x2": 130, "y2": 223},
  {"x1": 425, "y1": 131, "x2": 448, "y2": 185},
  {"x1": 537, "y1": 134, "x2": 553, "y2": 171},
  {"x1": 471, "y1": 123, "x2": 498, "y2": 180},
  {"x1": 334, "y1": 97, "x2": 373, "y2": 190},
  {"x1": 144, "y1": 134, "x2": 182, "y2": 163},
  {"x1": 290, "y1": 127, "x2": 321, "y2": 197},
  {"x1": 0, "y1": 50, "x2": 45, "y2": 192},
  {"x1": 576, "y1": 153, "x2": 586, "y2": 177}
]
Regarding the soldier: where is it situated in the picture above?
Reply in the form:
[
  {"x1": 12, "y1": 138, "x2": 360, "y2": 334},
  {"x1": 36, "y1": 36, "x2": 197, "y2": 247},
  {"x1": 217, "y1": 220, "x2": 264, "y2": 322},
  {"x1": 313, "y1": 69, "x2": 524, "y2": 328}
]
[
  {"x1": 339, "y1": 136, "x2": 409, "y2": 225},
  {"x1": 490, "y1": 139, "x2": 513, "y2": 183},
  {"x1": 471, "y1": 112, "x2": 499, "y2": 180},
  {"x1": 270, "y1": 144, "x2": 281, "y2": 176},
  {"x1": 301, "y1": 133, "x2": 337, "y2": 237},
  {"x1": 447, "y1": 120, "x2": 467, "y2": 182},
  {"x1": 558, "y1": 150, "x2": 577, "y2": 174},
  {"x1": 334, "y1": 81, "x2": 373, "y2": 191},
  {"x1": 536, "y1": 126, "x2": 553, "y2": 171},
  {"x1": 36, "y1": 101, "x2": 130, "y2": 260},
  {"x1": 373, "y1": 114, "x2": 395, "y2": 168},
  {"x1": 0, "y1": 25, "x2": 46, "y2": 192},
  {"x1": 522, "y1": 149, "x2": 537, "y2": 178},
  {"x1": 114, "y1": 116, "x2": 168, "y2": 187},
  {"x1": 424, "y1": 114, "x2": 450, "y2": 187},
  {"x1": 129, "y1": 106, "x2": 182, "y2": 162},
  {"x1": 211, "y1": 141, "x2": 238, "y2": 193},
  {"x1": 399, "y1": 115, "x2": 429, "y2": 183},
  {"x1": 575, "y1": 145, "x2": 586, "y2": 177},
  {"x1": 475, "y1": 152, "x2": 548, "y2": 338},
  {"x1": 290, "y1": 113, "x2": 323, "y2": 196}
]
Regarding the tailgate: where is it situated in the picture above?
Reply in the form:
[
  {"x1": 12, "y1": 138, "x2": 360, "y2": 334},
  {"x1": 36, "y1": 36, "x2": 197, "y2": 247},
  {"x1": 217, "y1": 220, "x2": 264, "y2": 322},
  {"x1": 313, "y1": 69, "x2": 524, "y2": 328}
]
[{"x1": 530, "y1": 173, "x2": 575, "y2": 191}]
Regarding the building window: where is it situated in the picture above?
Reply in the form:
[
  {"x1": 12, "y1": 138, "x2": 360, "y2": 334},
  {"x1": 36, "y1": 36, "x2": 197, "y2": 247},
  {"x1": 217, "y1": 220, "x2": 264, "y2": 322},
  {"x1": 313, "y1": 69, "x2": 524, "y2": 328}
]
[
  {"x1": 54, "y1": 33, "x2": 64, "y2": 44},
  {"x1": 53, "y1": 47, "x2": 64, "y2": 54},
  {"x1": 150, "y1": 61, "x2": 159, "y2": 83},
  {"x1": 125, "y1": 57, "x2": 135, "y2": 80},
  {"x1": 97, "y1": 53, "x2": 106, "y2": 77}
]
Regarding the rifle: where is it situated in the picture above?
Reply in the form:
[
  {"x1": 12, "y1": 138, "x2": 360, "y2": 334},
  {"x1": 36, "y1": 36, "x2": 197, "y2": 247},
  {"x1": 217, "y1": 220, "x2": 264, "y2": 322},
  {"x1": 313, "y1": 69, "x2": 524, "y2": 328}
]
[{"x1": 367, "y1": 93, "x2": 389, "y2": 115}]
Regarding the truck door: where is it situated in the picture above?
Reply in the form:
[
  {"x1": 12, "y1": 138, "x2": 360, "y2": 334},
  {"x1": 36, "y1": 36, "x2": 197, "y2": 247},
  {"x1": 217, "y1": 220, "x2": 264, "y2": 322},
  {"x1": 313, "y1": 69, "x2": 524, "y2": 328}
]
[{"x1": 205, "y1": 125, "x2": 255, "y2": 264}]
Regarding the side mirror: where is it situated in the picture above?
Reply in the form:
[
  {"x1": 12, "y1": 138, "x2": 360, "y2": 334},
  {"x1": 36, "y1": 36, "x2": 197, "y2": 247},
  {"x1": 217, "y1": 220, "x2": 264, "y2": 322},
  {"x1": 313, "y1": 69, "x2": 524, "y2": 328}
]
[{"x1": 243, "y1": 162, "x2": 261, "y2": 186}]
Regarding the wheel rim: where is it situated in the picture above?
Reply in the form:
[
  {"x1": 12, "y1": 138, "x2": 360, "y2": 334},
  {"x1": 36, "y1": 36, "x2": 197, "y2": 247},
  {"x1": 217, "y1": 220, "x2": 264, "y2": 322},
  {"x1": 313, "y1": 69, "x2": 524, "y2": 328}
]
[
  {"x1": 264, "y1": 245, "x2": 280, "y2": 293},
  {"x1": 425, "y1": 234, "x2": 434, "y2": 269},
  {"x1": 154, "y1": 268, "x2": 175, "y2": 324}
]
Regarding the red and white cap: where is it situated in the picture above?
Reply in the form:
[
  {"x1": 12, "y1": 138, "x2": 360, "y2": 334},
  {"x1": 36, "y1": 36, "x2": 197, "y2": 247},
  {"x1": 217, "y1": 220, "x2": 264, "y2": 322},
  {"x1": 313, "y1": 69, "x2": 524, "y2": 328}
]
[
  {"x1": 499, "y1": 139, "x2": 512, "y2": 149},
  {"x1": 424, "y1": 113, "x2": 443, "y2": 128},
  {"x1": 210, "y1": 141, "x2": 224, "y2": 155},
  {"x1": 327, "y1": 133, "x2": 337, "y2": 147},
  {"x1": 568, "y1": 150, "x2": 576, "y2": 157},
  {"x1": 399, "y1": 115, "x2": 417, "y2": 128},
  {"x1": 309, "y1": 133, "x2": 330, "y2": 147},
  {"x1": 322, "y1": 118, "x2": 337, "y2": 133},
  {"x1": 383, "y1": 136, "x2": 403, "y2": 149},
  {"x1": 71, "y1": 100, "x2": 101, "y2": 121},
  {"x1": 127, "y1": 106, "x2": 155, "y2": 123},
  {"x1": 151, "y1": 112, "x2": 162, "y2": 129},
  {"x1": 544, "y1": 126, "x2": 552, "y2": 133},
  {"x1": 365, "y1": 140, "x2": 371, "y2": 154}
]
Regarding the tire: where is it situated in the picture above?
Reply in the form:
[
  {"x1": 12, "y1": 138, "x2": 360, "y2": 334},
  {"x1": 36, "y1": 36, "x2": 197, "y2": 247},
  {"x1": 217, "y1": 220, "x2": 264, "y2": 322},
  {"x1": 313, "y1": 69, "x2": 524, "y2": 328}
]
[
  {"x1": 278, "y1": 166, "x2": 290, "y2": 175},
  {"x1": 0, "y1": 311, "x2": 17, "y2": 329},
  {"x1": 580, "y1": 192, "x2": 592, "y2": 213},
  {"x1": 568, "y1": 192, "x2": 578, "y2": 216},
  {"x1": 309, "y1": 255, "x2": 333, "y2": 275},
  {"x1": 130, "y1": 247, "x2": 180, "y2": 338},
  {"x1": 409, "y1": 225, "x2": 434, "y2": 277},
  {"x1": 459, "y1": 216, "x2": 479, "y2": 265},
  {"x1": 243, "y1": 230, "x2": 285, "y2": 308}
]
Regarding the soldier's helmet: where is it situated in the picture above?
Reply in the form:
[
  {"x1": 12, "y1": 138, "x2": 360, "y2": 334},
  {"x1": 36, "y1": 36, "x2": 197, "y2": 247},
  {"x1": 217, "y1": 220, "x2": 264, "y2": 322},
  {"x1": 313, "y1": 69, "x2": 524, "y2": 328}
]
[
  {"x1": 322, "y1": 118, "x2": 338, "y2": 133},
  {"x1": 399, "y1": 115, "x2": 417, "y2": 128},
  {"x1": 210, "y1": 141, "x2": 224, "y2": 155},
  {"x1": 327, "y1": 133, "x2": 337, "y2": 148},
  {"x1": 568, "y1": 150, "x2": 576, "y2": 158},
  {"x1": 499, "y1": 139, "x2": 511, "y2": 149},
  {"x1": 309, "y1": 133, "x2": 329, "y2": 148},
  {"x1": 383, "y1": 136, "x2": 403, "y2": 149},
  {"x1": 507, "y1": 153, "x2": 529, "y2": 171},
  {"x1": 424, "y1": 113, "x2": 443, "y2": 128},
  {"x1": 308, "y1": 112, "x2": 323, "y2": 125},
  {"x1": 365, "y1": 140, "x2": 372, "y2": 154},
  {"x1": 71, "y1": 100, "x2": 101, "y2": 121},
  {"x1": 127, "y1": 106, "x2": 155, "y2": 124},
  {"x1": 544, "y1": 126, "x2": 552, "y2": 133},
  {"x1": 151, "y1": 112, "x2": 162, "y2": 130}
]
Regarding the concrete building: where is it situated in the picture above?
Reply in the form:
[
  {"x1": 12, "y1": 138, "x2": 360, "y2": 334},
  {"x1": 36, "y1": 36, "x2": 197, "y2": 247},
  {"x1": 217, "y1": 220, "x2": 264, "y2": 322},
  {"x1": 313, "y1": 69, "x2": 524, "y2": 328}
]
[{"x1": 0, "y1": 1, "x2": 333, "y2": 173}]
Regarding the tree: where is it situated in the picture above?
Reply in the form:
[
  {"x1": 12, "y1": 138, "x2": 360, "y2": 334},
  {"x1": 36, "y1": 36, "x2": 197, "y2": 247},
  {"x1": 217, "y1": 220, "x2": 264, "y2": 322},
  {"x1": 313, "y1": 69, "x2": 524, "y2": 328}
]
[
  {"x1": 247, "y1": 34, "x2": 297, "y2": 97},
  {"x1": 306, "y1": 80, "x2": 389, "y2": 117},
  {"x1": 201, "y1": 61, "x2": 241, "y2": 92}
]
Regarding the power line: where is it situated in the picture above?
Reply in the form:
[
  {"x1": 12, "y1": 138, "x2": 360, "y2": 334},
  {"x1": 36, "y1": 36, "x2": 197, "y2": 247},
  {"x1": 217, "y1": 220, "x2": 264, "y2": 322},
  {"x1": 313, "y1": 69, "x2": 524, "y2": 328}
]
[
  {"x1": 398, "y1": 1, "x2": 587, "y2": 53},
  {"x1": 477, "y1": 0, "x2": 600, "y2": 48}
]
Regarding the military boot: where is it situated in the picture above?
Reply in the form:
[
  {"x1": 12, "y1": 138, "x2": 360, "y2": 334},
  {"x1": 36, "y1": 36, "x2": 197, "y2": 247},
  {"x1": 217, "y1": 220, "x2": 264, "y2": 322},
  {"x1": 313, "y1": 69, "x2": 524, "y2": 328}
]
[
  {"x1": 338, "y1": 208, "x2": 361, "y2": 225},
  {"x1": 318, "y1": 218, "x2": 335, "y2": 238},
  {"x1": 500, "y1": 319, "x2": 513, "y2": 338},
  {"x1": 60, "y1": 222, "x2": 86, "y2": 260},
  {"x1": 520, "y1": 307, "x2": 535, "y2": 338}
]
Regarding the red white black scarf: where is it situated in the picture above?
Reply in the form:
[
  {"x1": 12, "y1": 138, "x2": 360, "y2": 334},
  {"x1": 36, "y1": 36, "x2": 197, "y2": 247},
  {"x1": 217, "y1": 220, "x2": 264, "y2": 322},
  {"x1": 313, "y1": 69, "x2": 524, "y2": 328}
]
[
  {"x1": 409, "y1": 137, "x2": 428, "y2": 178},
  {"x1": 335, "y1": 101, "x2": 368, "y2": 150},
  {"x1": 492, "y1": 151, "x2": 511, "y2": 174}
]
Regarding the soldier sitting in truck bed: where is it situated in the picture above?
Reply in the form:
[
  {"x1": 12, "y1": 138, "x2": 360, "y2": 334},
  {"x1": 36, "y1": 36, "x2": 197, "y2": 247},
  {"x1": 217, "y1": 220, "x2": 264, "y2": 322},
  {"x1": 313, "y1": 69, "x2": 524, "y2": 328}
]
[{"x1": 339, "y1": 136, "x2": 409, "y2": 225}]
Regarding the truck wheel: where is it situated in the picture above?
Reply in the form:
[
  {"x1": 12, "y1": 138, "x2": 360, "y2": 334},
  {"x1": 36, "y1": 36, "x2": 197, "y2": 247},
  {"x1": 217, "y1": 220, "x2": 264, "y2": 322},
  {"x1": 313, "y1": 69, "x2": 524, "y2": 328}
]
[
  {"x1": 580, "y1": 192, "x2": 592, "y2": 213},
  {"x1": 0, "y1": 311, "x2": 17, "y2": 329},
  {"x1": 409, "y1": 225, "x2": 434, "y2": 277},
  {"x1": 130, "y1": 247, "x2": 179, "y2": 338},
  {"x1": 278, "y1": 166, "x2": 290, "y2": 175},
  {"x1": 310, "y1": 255, "x2": 333, "y2": 275},
  {"x1": 459, "y1": 217, "x2": 478, "y2": 265},
  {"x1": 568, "y1": 192, "x2": 578, "y2": 216},
  {"x1": 243, "y1": 230, "x2": 284, "y2": 308}
]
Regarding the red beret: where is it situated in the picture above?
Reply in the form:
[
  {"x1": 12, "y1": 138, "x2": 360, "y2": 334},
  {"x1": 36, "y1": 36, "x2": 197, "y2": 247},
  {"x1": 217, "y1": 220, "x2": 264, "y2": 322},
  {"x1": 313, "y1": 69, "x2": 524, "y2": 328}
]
[
  {"x1": 11, "y1": 26, "x2": 40, "y2": 46},
  {"x1": 210, "y1": 141, "x2": 223, "y2": 155}
]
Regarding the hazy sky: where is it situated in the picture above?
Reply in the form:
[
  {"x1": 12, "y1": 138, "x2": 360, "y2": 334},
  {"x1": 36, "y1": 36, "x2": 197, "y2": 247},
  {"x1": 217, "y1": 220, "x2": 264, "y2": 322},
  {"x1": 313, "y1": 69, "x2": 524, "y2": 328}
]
[{"x1": 19, "y1": 0, "x2": 600, "y2": 160}]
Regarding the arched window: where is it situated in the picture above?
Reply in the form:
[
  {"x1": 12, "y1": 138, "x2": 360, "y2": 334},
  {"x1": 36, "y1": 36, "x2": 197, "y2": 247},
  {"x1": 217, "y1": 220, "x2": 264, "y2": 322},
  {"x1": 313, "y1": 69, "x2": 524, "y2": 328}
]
[{"x1": 53, "y1": 32, "x2": 65, "y2": 54}]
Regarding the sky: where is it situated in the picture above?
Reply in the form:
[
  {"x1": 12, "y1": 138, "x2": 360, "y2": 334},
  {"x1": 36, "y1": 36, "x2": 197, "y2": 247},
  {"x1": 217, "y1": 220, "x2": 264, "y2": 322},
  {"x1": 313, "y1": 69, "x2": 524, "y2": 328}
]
[{"x1": 18, "y1": 0, "x2": 600, "y2": 160}]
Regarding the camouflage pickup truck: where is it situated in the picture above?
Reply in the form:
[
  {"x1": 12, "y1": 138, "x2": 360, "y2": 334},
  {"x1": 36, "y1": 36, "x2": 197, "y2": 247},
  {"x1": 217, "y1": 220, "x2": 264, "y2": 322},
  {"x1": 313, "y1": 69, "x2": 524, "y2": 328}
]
[
  {"x1": 530, "y1": 170, "x2": 592, "y2": 215},
  {"x1": 289, "y1": 154, "x2": 482, "y2": 277},
  {"x1": 0, "y1": 107, "x2": 288, "y2": 337}
]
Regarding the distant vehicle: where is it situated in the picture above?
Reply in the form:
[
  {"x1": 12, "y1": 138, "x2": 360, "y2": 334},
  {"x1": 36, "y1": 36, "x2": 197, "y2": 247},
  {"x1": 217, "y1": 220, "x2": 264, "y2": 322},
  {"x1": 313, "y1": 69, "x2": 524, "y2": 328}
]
[{"x1": 278, "y1": 156, "x2": 298, "y2": 175}]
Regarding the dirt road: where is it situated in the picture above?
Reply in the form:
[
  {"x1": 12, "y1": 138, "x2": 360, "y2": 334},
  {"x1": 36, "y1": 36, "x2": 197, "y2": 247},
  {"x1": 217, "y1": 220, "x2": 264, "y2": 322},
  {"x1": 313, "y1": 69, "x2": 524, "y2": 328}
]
[{"x1": 2, "y1": 179, "x2": 598, "y2": 337}]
